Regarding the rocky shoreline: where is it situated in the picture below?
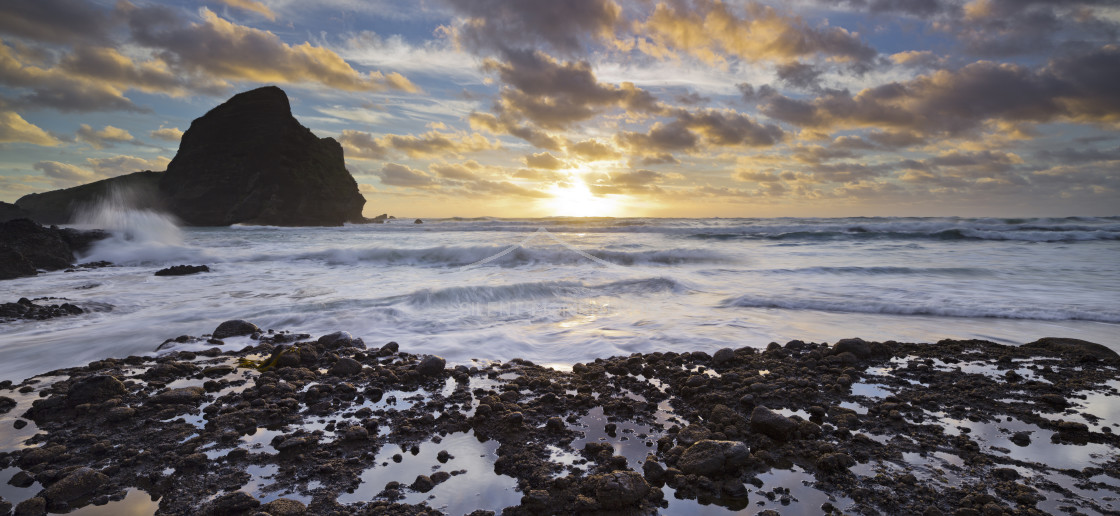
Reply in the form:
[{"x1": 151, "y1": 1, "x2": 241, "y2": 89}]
[{"x1": 0, "y1": 324, "x2": 1117, "y2": 516}]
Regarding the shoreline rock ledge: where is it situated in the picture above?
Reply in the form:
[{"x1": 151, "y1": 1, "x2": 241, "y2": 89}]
[{"x1": 159, "y1": 86, "x2": 366, "y2": 226}]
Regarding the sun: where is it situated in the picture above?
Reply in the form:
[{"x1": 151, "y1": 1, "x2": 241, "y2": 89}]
[{"x1": 542, "y1": 176, "x2": 623, "y2": 217}]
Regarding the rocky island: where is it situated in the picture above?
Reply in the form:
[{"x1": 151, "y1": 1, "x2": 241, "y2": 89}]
[
  {"x1": 13, "y1": 87, "x2": 366, "y2": 227},
  {"x1": 0, "y1": 326, "x2": 1116, "y2": 515}
]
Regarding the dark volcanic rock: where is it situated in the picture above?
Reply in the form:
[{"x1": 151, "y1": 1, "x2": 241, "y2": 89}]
[
  {"x1": 154, "y1": 264, "x2": 210, "y2": 276},
  {"x1": 202, "y1": 491, "x2": 260, "y2": 515},
  {"x1": 14, "y1": 171, "x2": 163, "y2": 225},
  {"x1": 260, "y1": 498, "x2": 306, "y2": 515},
  {"x1": 0, "y1": 298, "x2": 83, "y2": 322},
  {"x1": 1024, "y1": 337, "x2": 1119, "y2": 360},
  {"x1": 589, "y1": 471, "x2": 650, "y2": 509},
  {"x1": 66, "y1": 375, "x2": 126, "y2": 406},
  {"x1": 0, "y1": 219, "x2": 110, "y2": 280},
  {"x1": 750, "y1": 405, "x2": 797, "y2": 440},
  {"x1": 678, "y1": 439, "x2": 751, "y2": 476},
  {"x1": 0, "y1": 201, "x2": 30, "y2": 222},
  {"x1": 159, "y1": 86, "x2": 365, "y2": 226},
  {"x1": 43, "y1": 467, "x2": 107, "y2": 503},
  {"x1": 417, "y1": 355, "x2": 446, "y2": 377},
  {"x1": 213, "y1": 320, "x2": 260, "y2": 339},
  {"x1": 0, "y1": 219, "x2": 73, "y2": 278}
]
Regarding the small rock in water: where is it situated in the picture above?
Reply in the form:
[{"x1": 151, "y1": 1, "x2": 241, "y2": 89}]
[
  {"x1": 417, "y1": 355, "x2": 446, "y2": 376},
  {"x1": 154, "y1": 264, "x2": 210, "y2": 276},
  {"x1": 751, "y1": 405, "x2": 797, "y2": 440},
  {"x1": 414, "y1": 218, "x2": 423, "y2": 224},
  {"x1": 212, "y1": 319, "x2": 260, "y2": 339}
]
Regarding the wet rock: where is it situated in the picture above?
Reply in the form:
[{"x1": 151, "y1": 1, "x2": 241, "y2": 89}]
[
  {"x1": 150, "y1": 387, "x2": 205, "y2": 405},
  {"x1": 9, "y1": 470, "x2": 35, "y2": 487},
  {"x1": 414, "y1": 219, "x2": 423, "y2": 224},
  {"x1": 750, "y1": 405, "x2": 797, "y2": 440},
  {"x1": 343, "y1": 425, "x2": 368, "y2": 441},
  {"x1": 589, "y1": 471, "x2": 650, "y2": 509},
  {"x1": 411, "y1": 475, "x2": 435, "y2": 492},
  {"x1": 19, "y1": 444, "x2": 66, "y2": 467},
  {"x1": 678, "y1": 440, "x2": 751, "y2": 476},
  {"x1": 1024, "y1": 337, "x2": 1119, "y2": 360},
  {"x1": 832, "y1": 338, "x2": 872, "y2": 359},
  {"x1": 0, "y1": 395, "x2": 14, "y2": 414},
  {"x1": 213, "y1": 320, "x2": 260, "y2": 339},
  {"x1": 0, "y1": 499, "x2": 10, "y2": 516},
  {"x1": 816, "y1": 452, "x2": 855, "y2": 474},
  {"x1": 1039, "y1": 393, "x2": 1068, "y2": 408},
  {"x1": 260, "y1": 498, "x2": 306, "y2": 515},
  {"x1": 43, "y1": 467, "x2": 107, "y2": 503},
  {"x1": 712, "y1": 347, "x2": 735, "y2": 366},
  {"x1": 318, "y1": 331, "x2": 363, "y2": 349},
  {"x1": 14, "y1": 496, "x2": 46, "y2": 516},
  {"x1": 66, "y1": 375, "x2": 126, "y2": 406},
  {"x1": 417, "y1": 355, "x2": 446, "y2": 377},
  {"x1": 328, "y1": 357, "x2": 362, "y2": 377},
  {"x1": 1009, "y1": 432, "x2": 1031, "y2": 447},
  {"x1": 154, "y1": 265, "x2": 210, "y2": 276},
  {"x1": 676, "y1": 424, "x2": 712, "y2": 446},
  {"x1": 992, "y1": 468, "x2": 1019, "y2": 481},
  {"x1": 0, "y1": 298, "x2": 84, "y2": 322},
  {"x1": 202, "y1": 491, "x2": 260, "y2": 515}
]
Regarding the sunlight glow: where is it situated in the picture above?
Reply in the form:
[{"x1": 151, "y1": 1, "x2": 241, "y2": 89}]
[{"x1": 542, "y1": 176, "x2": 624, "y2": 217}]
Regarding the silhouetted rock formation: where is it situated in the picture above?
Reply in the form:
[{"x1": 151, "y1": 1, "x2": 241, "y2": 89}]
[
  {"x1": 0, "y1": 201, "x2": 30, "y2": 222},
  {"x1": 14, "y1": 171, "x2": 163, "y2": 225},
  {"x1": 0, "y1": 219, "x2": 109, "y2": 280},
  {"x1": 159, "y1": 86, "x2": 365, "y2": 226}
]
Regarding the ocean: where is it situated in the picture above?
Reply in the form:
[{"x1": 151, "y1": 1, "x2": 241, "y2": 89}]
[{"x1": 1, "y1": 208, "x2": 1118, "y2": 383}]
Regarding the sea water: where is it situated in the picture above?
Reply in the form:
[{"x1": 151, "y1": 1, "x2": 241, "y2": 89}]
[{"x1": 1, "y1": 210, "x2": 1118, "y2": 383}]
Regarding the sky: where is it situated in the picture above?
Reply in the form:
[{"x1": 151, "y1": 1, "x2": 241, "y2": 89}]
[{"x1": 1, "y1": 0, "x2": 1118, "y2": 218}]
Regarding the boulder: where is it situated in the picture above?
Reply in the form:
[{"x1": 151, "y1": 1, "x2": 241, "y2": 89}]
[
  {"x1": 678, "y1": 440, "x2": 751, "y2": 476},
  {"x1": 14, "y1": 496, "x2": 45, "y2": 516},
  {"x1": 14, "y1": 171, "x2": 163, "y2": 225},
  {"x1": 159, "y1": 86, "x2": 365, "y2": 226},
  {"x1": 417, "y1": 355, "x2": 446, "y2": 377},
  {"x1": 317, "y1": 331, "x2": 363, "y2": 349},
  {"x1": 154, "y1": 265, "x2": 210, "y2": 276},
  {"x1": 213, "y1": 320, "x2": 260, "y2": 339},
  {"x1": 202, "y1": 491, "x2": 259, "y2": 515},
  {"x1": 1024, "y1": 337, "x2": 1118, "y2": 361},
  {"x1": 43, "y1": 467, "x2": 107, "y2": 503},
  {"x1": 589, "y1": 471, "x2": 650, "y2": 509},
  {"x1": 750, "y1": 406, "x2": 797, "y2": 440},
  {"x1": 67, "y1": 375, "x2": 126, "y2": 406},
  {"x1": 260, "y1": 498, "x2": 306, "y2": 516},
  {"x1": 328, "y1": 358, "x2": 362, "y2": 377},
  {"x1": 150, "y1": 387, "x2": 205, "y2": 405}
]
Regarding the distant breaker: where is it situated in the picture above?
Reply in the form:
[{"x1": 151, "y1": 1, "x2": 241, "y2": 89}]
[{"x1": 15, "y1": 86, "x2": 367, "y2": 227}]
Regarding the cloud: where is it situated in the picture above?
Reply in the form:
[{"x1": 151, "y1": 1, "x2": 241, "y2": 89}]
[
  {"x1": 0, "y1": 111, "x2": 61, "y2": 146},
  {"x1": 461, "y1": 179, "x2": 551, "y2": 198},
  {"x1": 589, "y1": 169, "x2": 667, "y2": 194},
  {"x1": 430, "y1": 161, "x2": 482, "y2": 180},
  {"x1": 753, "y1": 46, "x2": 1120, "y2": 136},
  {"x1": 340, "y1": 129, "x2": 499, "y2": 159},
  {"x1": 86, "y1": 155, "x2": 171, "y2": 175},
  {"x1": 524, "y1": 152, "x2": 566, "y2": 169},
  {"x1": 443, "y1": 0, "x2": 622, "y2": 55},
  {"x1": 125, "y1": 6, "x2": 418, "y2": 93},
  {"x1": 0, "y1": 41, "x2": 146, "y2": 112},
  {"x1": 34, "y1": 160, "x2": 96, "y2": 185},
  {"x1": 335, "y1": 31, "x2": 481, "y2": 81},
  {"x1": 674, "y1": 108, "x2": 785, "y2": 147},
  {"x1": 150, "y1": 126, "x2": 183, "y2": 142},
  {"x1": 483, "y1": 49, "x2": 664, "y2": 129},
  {"x1": 218, "y1": 0, "x2": 277, "y2": 21},
  {"x1": 568, "y1": 139, "x2": 622, "y2": 161},
  {"x1": 0, "y1": 0, "x2": 114, "y2": 44},
  {"x1": 468, "y1": 111, "x2": 563, "y2": 150},
  {"x1": 376, "y1": 162, "x2": 439, "y2": 187},
  {"x1": 76, "y1": 124, "x2": 137, "y2": 149},
  {"x1": 616, "y1": 120, "x2": 698, "y2": 155},
  {"x1": 776, "y1": 62, "x2": 823, "y2": 90},
  {"x1": 633, "y1": 0, "x2": 877, "y2": 66}
]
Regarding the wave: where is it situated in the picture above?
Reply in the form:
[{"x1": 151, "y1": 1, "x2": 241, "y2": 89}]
[
  {"x1": 70, "y1": 186, "x2": 205, "y2": 265},
  {"x1": 378, "y1": 277, "x2": 688, "y2": 307},
  {"x1": 242, "y1": 245, "x2": 729, "y2": 268},
  {"x1": 721, "y1": 295, "x2": 1120, "y2": 323},
  {"x1": 756, "y1": 266, "x2": 991, "y2": 276},
  {"x1": 294, "y1": 216, "x2": 1120, "y2": 243}
]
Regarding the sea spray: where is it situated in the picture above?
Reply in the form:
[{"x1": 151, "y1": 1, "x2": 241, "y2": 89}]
[{"x1": 71, "y1": 185, "x2": 205, "y2": 265}]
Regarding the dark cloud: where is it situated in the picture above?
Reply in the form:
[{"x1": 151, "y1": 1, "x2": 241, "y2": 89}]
[
  {"x1": 468, "y1": 112, "x2": 563, "y2": 150},
  {"x1": 376, "y1": 163, "x2": 439, "y2": 187},
  {"x1": 755, "y1": 46, "x2": 1120, "y2": 137},
  {"x1": 483, "y1": 49, "x2": 664, "y2": 128},
  {"x1": 616, "y1": 121, "x2": 698, "y2": 154},
  {"x1": 674, "y1": 108, "x2": 785, "y2": 147},
  {"x1": 431, "y1": 161, "x2": 482, "y2": 181},
  {"x1": 0, "y1": 0, "x2": 114, "y2": 44},
  {"x1": 776, "y1": 62, "x2": 823, "y2": 91},
  {"x1": 444, "y1": 0, "x2": 621, "y2": 55}
]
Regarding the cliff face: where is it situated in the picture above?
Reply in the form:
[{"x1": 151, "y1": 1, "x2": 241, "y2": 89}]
[
  {"x1": 158, "y1": 86, "x2": 365, "y2": 226},
  {"x1": 14, "y1": 172, "x2": 163, "y2": 225},
  {"x1": 0, "y1": 202, "x2": 30, "y2": 223}
]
